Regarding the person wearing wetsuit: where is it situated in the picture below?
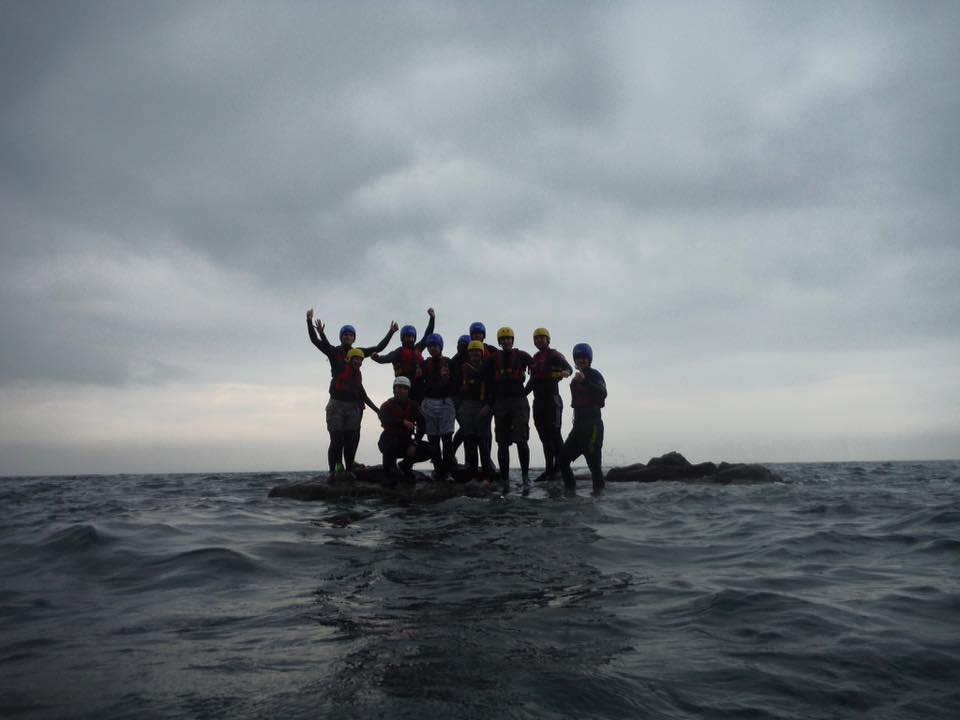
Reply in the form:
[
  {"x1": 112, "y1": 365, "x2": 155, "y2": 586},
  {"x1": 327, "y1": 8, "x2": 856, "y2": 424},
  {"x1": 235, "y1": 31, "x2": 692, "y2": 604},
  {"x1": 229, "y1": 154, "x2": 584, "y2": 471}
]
[
  {"x1": 467, "y1": 321, "x2": 499, "y2": 474},
  {"x1": 327, "y1": 348, "x2": 381, "y2": 476},
  {"x1": 449, "y1": 334, "x2": 471, "y2": 464},
  {"x1": 468, "y1": 321, "x2": 499, "y2": 360},
  {"x1": 370, "y1": 308, "x2": 435, "y2": 401},
  {"x1": 421, "y1": 333, "x2": 459, "y2": 480},
  {"x1": 378, "y1": 376, "x2": 435, "y2": 482},
  {"x1": 525, "y1": 327, "x2": 573, "y2": 482},
  {"x1": 459, "y1": 340, "x2": 494, "y2": 476},
  {"x1": 558, "y1": 343, "x2": 607, "y2": 495},
  {"x1": 482, "y1": 327, "x2": 534, "y2": 494},
  {"x1": 307, "y1": 309, "x2": 397, "y2": 474}
]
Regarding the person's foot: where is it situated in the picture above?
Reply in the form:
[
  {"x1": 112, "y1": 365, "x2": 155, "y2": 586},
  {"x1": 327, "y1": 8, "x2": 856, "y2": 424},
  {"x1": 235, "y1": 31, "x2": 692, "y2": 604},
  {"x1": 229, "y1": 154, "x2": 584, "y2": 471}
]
[
  {"x1": 500, "y1": 477, "x2": 510, "y2": 494},
  {"x1": 522, "y1": 475, "x2": 532, "y2": 496}
]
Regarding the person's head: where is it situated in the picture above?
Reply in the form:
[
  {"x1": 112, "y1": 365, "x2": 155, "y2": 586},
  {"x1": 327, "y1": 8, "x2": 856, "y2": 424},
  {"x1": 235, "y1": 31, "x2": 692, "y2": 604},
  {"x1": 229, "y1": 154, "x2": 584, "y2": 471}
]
[
  {"x1": 469, "y1": 321, "x2": 486, "y2": 342},
  {"x1": 533, "y1": 327, "x2": 551, "y2": 351},
  {"x1": 457, "y1": 334, "x2": 470, "y2": 355},
  {"x1": 467, "y1": 340, "x2": 485, "y2": 365},
  {"x1": 425, "y1": 333, "x2": 444, "y2": 358},
  {"x1": 497, "y1": 326, "x2": 515, "y2": 350},
  {"x1": 393, "y1": 375, "x2": 411, "y2": 400},
  {"x1": 346, "y1": 347, "x2": 364, "y2": 367},
  {"x1": 572, "y1": 343, "x2": 593, "y2": 370},
  {"x1": 400, "y1": 324, "x2": 417, "y2": 348},
  {"x1": 339, "y1": 324, "x2": 356, "y2": 347}
]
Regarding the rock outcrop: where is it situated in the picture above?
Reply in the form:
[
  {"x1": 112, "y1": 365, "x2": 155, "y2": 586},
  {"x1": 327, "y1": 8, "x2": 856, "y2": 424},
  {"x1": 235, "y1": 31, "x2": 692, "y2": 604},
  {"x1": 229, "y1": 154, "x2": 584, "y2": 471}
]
[
  {"x1": 268, "y1": 452, "x2": 782, "y2": 502},
  {"x1": 605, "y1": 451, "x2": 782, "y2": 484}
]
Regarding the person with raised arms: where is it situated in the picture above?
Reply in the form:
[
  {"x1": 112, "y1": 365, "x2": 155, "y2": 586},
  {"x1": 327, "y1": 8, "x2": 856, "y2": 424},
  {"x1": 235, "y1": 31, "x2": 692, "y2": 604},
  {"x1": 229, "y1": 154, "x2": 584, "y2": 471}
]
[
  {"x1": 306, "y1": 309, "x2": 397, "y2": 475},
  {"x1": 525, "y1": 327, "x2": 573, "y2": 482},
  {"x1": 378, "y1": 376, "x2": 435, "y2": 482},
  {"x1": 482, "y1": 327, "x2": 534, "y2": 494},
  {"x1": 421, "y1": 333, "x2": 459, "y2": 480},
  {"x1": 558, "y1": 343, "x2": 607, "y2": 496},
  {"x1": 370, "y1": 308, "x2": 435, "y2": 401}
]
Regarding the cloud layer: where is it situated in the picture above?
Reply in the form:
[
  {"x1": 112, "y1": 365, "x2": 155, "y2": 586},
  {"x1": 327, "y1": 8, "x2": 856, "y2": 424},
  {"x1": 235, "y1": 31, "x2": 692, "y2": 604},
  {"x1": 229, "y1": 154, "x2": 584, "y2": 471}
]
[{"x1": 2, "y1": 1, "x2": 958, "y2": 473}]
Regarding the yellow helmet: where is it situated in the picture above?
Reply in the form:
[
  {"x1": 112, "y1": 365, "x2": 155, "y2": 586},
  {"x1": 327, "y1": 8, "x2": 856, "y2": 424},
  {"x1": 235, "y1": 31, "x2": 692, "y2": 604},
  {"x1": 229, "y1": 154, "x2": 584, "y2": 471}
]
[
  {"x1": 533, "y1": 327, "x2": 550, "y2": 340},
  {"x1": 467, "y1": 340, "x2": 485, "y2": 352},
  {"x1": 497, "y1": 326, "x2": 515, "y2": 340},
  {"x1": 346, "y1": 348, "x2": 364, "y2": 361}
]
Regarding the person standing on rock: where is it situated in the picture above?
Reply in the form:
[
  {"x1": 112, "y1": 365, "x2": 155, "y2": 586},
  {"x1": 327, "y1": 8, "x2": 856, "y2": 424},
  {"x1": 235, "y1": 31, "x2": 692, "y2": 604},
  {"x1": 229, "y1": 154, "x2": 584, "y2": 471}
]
[
  {"x1": 421, "y1": 333, "x2": 459, "y2": 480},
  {"x1": 482, "y1": 327, "x2": 534, "y2": 494},
  {"x1": 459, "y1": 340, "x2": 494, "y2": 478},
  {"x1": 307, "y1": 309, "x2": 397, "y2": 475},
  {"x1": 378, "y1": 376, "x2": 434, "y2": 481},
  {"x1": 370, "y1": 308, "x2": 435, "y2": 401},
  {"x1": 558, "y1": 343, "x2": 607, "y2": 496},
  {"x1": 525, "y1": 327, "x2": 573, "y2": 482},
  {"x1": 328, "y1": 348, "x2": 382, "y2": 476}
]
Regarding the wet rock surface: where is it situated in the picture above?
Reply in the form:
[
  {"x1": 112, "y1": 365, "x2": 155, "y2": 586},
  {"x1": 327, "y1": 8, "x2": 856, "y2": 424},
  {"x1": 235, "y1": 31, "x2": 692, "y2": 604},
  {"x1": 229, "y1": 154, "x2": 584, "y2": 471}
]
[
  {"x1": 605, "y1": 451, "x2": 782, "y2": 484},
  {"x1": 268, "y1": 451, "x2": 782, "y2": 501}
]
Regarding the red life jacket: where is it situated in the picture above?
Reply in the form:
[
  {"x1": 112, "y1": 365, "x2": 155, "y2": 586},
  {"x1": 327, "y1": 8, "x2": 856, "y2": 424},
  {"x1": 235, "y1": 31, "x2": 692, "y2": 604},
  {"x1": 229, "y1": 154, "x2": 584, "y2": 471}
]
[
  {"x1": 381, "y1": 398, "x2": 420, "y2": 433},
  {"x1": 493, "y1": 350, "x2": 527, "y2": 383},
  {"x1": 333, "y1": 364, "x2": 363, "y2": 399},
  {"x1": 571, "y1": 374, "x2": 605, "y2": 408},
  {"x1": 423, "y1": 356, "x2": 451, "y2": 383},
  {"x1": 394, "y1": 346, "x2": 423, "y2": 377},
  {"x1": 460, "y1": 362, "x2": 486, "y2": 400},
  {"x1": 531, "y1": 350, "x2": 565, "y2": 382}
]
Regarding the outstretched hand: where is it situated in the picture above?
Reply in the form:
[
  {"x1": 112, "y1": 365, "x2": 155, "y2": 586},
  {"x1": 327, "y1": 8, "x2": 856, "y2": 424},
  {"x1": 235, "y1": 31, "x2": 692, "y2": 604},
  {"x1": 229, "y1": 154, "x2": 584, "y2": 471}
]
[
  {"x1": 390, "y1": 321, "x2": 399, "y2": 332},
  {"x1": 306, "y1": 308, "x2": 313, "y2": 321},
  {"x1": 427, "y1": 307, "x2": 435, "y2": 318},
  {"x1": 314, "y1": 319, "x2": 325, "y2": 334}
]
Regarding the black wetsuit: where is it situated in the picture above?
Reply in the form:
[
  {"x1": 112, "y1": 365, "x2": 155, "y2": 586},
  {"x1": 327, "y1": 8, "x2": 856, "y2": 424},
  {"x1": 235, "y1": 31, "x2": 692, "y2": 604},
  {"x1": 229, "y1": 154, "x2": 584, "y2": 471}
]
[
  {"x1": 559, "y1": 367, "x2": 607, "y2": 494},
  {"x1": 525, "y1": 347, "x2": 573, "y2": 478}
]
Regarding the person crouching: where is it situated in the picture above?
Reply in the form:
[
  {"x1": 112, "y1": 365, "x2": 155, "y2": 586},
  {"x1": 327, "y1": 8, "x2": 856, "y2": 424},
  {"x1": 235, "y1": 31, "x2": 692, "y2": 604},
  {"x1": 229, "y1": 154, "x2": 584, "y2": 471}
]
[{"x1": 378, "y1": 376, "x2": 435, "y2": 481}]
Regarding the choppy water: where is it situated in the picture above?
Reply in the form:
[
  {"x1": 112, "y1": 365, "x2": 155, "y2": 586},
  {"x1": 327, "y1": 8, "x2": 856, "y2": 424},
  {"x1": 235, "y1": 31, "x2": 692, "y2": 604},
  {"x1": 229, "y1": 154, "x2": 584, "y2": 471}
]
[{"x1": 1, "y1": 461, "x2": 959, "y2": 719}]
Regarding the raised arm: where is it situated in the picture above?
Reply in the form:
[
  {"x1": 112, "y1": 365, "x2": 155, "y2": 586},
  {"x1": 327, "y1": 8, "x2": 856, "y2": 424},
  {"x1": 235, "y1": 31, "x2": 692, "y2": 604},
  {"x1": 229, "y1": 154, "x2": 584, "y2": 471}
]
[
  {"x1": 414, "y1": 308, "x2": 435, "y2": 351},
  {"x1": 306, "y1": 309, "x2": 334, "y2": 355},
  {"x1": 361, "y1": 321, "x2": 399, "y2": 356}
]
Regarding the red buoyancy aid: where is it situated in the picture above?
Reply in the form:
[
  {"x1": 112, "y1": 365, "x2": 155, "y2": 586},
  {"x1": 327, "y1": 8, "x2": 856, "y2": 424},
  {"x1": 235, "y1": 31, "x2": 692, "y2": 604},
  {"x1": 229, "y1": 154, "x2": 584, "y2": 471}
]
[
  {"x1": 333, "y1": 364, "x2": 363, "y2": 399},
  {"x1": 493, "y1": 350, "x2": 527, "y2": 383},
  {"x1": 394, "y1": 347, "x2": 423, "y2": 377},
  {"x1": 381, "y1": 398, "x2": 420, "y2": 432},
  {"x1": 531, "y1": 350, "x2": 566, "y2": 382},
  {"x1": 460, "y1": 362, "x2": 486, "y2": 400},
  {"x1": 571, "y1": 373, "x2": 605, "y2": 408}
]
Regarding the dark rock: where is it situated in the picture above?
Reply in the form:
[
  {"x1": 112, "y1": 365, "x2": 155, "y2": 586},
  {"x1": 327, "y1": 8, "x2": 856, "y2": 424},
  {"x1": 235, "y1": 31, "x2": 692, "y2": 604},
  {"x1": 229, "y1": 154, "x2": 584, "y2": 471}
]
[
  {"x1": 268, "y1": 465, "x2": 504, "y2": 503},
  {"x1": 605, "y1": 452, "x2": 779, "y2": 485}
]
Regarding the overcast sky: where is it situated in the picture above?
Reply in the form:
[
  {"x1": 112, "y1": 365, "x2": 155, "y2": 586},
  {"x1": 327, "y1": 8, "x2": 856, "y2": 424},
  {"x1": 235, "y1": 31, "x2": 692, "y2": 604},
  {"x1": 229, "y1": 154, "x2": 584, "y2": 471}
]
[{"x1": 1, "y1": 1, "x2": 958, "y2": 476}]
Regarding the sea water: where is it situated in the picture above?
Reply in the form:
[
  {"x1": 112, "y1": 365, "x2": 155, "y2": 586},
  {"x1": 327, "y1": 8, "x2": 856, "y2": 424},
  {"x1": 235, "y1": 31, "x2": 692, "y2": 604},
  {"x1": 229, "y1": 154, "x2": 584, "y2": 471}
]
[{"x1": 1, "y1": 461, "x2": 958, "y2": 719}]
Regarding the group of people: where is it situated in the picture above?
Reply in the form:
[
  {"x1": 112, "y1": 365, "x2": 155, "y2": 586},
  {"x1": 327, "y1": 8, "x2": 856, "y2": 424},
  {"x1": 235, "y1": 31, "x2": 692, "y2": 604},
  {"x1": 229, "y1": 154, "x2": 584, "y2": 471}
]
[{"x1": 306, "y1": 308, "x2": 607, "y2": 495}]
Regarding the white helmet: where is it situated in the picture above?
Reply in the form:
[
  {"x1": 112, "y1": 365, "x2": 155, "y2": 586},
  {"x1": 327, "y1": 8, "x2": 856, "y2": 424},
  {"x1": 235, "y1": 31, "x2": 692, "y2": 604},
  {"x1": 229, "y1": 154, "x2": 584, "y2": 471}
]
[{"x1": 393, "y1": 376, "x2": 412, "y2": 388}]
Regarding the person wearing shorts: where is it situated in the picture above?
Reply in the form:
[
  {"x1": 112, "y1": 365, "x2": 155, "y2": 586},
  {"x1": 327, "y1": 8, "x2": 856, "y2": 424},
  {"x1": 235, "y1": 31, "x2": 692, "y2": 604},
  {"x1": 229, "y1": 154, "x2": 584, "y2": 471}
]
[
  {"x1": 307, "y1": 309, "x2": 396, "y2": 474},
  {"x1": 421, "y1": 333, "x2": 459, "y2": 480}
]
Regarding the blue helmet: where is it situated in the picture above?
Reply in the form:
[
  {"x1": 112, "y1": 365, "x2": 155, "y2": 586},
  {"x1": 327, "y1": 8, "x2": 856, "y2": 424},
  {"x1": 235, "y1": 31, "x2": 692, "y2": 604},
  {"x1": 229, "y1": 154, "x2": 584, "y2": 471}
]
[
  {"x1": 400, "y1": 324, "x2": 417, "y2": 339},
  {"x1": 425, "y1": 333, "x2": 444, "y2": 349},
  {"x1": 339, "y1": 324, "x2": 356, "y2": 339},
  {"x1": 469, "y1": 321, "x2": 486, "y2": 336},
  {"x1": 458, "y1": 334, "x2": 470, "y2": 348},
  {"x1": 572, "y1": 343, "x2": 593, "y2": 362}
]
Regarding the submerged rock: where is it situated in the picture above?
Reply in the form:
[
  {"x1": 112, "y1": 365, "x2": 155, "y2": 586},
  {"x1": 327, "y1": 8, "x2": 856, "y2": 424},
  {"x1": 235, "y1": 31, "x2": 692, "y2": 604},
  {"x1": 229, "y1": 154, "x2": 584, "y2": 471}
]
[
  {"x1": 268, "y1": 452, "x2": 782, "y2": 502},
  {"x1": 605, "y1": 451, "x2": 782, "y2": 484}
]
